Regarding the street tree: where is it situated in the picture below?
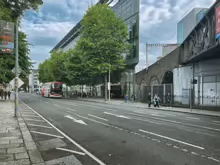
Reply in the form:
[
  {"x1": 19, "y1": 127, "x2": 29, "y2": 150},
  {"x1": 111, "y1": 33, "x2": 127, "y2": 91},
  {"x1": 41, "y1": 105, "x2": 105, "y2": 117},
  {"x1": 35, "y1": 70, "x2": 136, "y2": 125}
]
[
  {"x1": 38, "y1": 60, "x2": 53, "y2": 83},
  {"x1": 49, "y1": 50, "x2": 70, "y2": 84},
  {"x1": 0, "y1": 31, "x2": 32, "y2": 84},
  {"x1": 0, "y1": 0, "x2": 43, "y2": 84},
  {"x1": 79, "y1": 3, "x2": 130, "y2": 100},
  {"x1": 65, "y1": 48, "x2": 93, "y2": 96},
  {"x1": 2, "y1": 0, "x2": 43, "y2": 20}
]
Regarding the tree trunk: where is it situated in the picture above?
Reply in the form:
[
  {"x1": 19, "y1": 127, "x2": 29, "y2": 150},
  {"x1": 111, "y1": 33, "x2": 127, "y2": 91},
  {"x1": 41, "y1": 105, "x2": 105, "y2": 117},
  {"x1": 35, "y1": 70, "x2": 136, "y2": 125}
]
[{"x1": 104, "y1": 74, "x2": 107, "y2": 101}]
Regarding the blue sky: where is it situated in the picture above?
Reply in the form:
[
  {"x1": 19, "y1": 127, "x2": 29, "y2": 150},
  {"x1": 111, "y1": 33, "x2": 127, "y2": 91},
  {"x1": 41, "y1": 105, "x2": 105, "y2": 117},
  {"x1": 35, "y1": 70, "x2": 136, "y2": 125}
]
[{"x1": 21, "y1": 0, "x2": 215, "y2": 72}]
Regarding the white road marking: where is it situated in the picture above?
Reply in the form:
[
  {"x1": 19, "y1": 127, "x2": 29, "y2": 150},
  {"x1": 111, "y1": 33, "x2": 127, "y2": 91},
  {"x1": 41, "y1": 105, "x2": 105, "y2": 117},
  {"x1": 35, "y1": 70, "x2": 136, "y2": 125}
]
[
  {"x1": 22, "y1": 115, "x2": 41, "y2": 118},
  {"x1": 28, "y1": 124, "x2": 53, "y2": 129},
  {"x1": 20, "y1": 100, "x2": 106, "y2": 165},
  {"x1": 65, "y1": 115, "x2": 87, "y2": 125},
  {"x1": 139, "y1": 129, "x2": 204, "y2": 150},
  {"x1": 151, "y1": 114, "x2": 164, "y2": 117},
  {"x1": 45, "y1": 102, "x2": 49, "y2": 103},
  {"x1": 131, "y1": 116, "x2": 162, "y2": 125},
  {"x1": 88, "y1": 114, "x2": 108, "y2": 121},
  {"x1": 139, "y1": 115, "x2": 220, "y2": 132},
  {"x1": 186, "y1": 117, "x2": 200, "y2": 120},
  {"x1": 67, "y1": 108, "x2": 76, "y2": 111},
  {"x1": 56, "y1": 147, "x2": 86, "y2": 155},
  {"x1": 182, "y1": 149, "x2": 188, "y2": 152},
  {"x1": 213, "y1": 121, "x2": 220, "y2": 123},
  {"x1": 207, "y1": 157, "x2": 220, "y2": 162},
  {"x1": 30, "y1": 131, "x2": 64, "y2": 138},
  {"x1": 191, "y1": 152, "x2": 199, "y2": 156},
  {"x1": 173, "y1": 146, "x2": 179, "y2": 149},
  {"x1": 104, "y1": 112, "x2": 130, "y2": 119},
  {"x1": 71, "y1": 102, "x2": 117, "y2": 111},
  {"x1": 25, "y1": 119, "x2": 45, "y2": 122},
  {"x1": 201, "y1": 155, "x2": 206, "y2": 158},
  {"x1": 54, "y1": 104, "x2": 60, "y2": 107}
]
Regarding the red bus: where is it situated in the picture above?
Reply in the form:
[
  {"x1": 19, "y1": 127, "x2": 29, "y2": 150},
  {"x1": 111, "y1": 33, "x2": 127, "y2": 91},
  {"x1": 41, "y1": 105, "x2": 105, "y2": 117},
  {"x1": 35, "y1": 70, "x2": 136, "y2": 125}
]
[{"x1": 41, "y1": 82, "x2": 63, "y2": 98}]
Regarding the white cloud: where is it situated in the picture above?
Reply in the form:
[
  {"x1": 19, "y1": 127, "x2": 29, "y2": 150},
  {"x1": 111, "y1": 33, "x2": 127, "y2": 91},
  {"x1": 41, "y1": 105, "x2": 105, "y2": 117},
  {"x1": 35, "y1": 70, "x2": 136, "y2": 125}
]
[
  {"x1": 21, "y1": 0, "x2": 216, "y2": 71},
  {"x1": 136, "y1": 0, "x2": 215, "y2": 72}
]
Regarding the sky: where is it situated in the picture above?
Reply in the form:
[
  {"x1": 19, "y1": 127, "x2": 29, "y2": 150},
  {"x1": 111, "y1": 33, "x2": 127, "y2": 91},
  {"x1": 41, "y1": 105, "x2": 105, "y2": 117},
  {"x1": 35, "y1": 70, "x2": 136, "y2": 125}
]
[{"x1": 21, "y1": 0, "x2": 216, "y2": 72}]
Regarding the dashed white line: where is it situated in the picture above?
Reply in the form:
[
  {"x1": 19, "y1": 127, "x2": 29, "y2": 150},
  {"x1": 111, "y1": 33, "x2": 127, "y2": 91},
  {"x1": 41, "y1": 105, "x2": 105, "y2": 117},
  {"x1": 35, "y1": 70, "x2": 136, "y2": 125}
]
[
  {"x1": 30, "y1": 131, "x2": 64, "y2": 138},
  {"x1": 88, "y1": 114, "x2": 108, "y2": 121},
  {"x1": 173, "y1": 146, "x2": 179, "y2": 149},
  {"x1": 22, "y1": 115, "x2": 41, "y2": 118},
  {"x1": 20, "y1": 100, "x2": 106, "y2": 165},
  {"x1": 191, "y1": 152, "x2": 199, "y2": 156},
  {"x1": 166, "y1": 143, "x2": 172, "y2": 146},
  {"x1": 28, "y1": 124, "x2": 53, "y2": 129},
  {"x1": 207, "y1": 157, "x2": 220, "y2": 162},
  {"x1": 56, "y1": 148, "x2": 86, "y2": 155},
  {"x1": 201, "y1": 155, "x2": 206, "y2": 158},
  {"x1": 182, "y1": 149, "x2": 188, "y2": 152},
  {"x1": 186, "y1": 117, "x2": 200, "y2": 120},
  {"x1": 139, "y1": 129, "x2": 204, "y2": 150},
  {"x1": 213, "y1": 121, "x2": 220, "y2": 123},
  {"x1": 25, "y1": 119, "x2": 45, "y2": 122},
  {"x1": 151, "y1": 114, "x2": 164, "y2": 117},
  {"x1": 54, "y1": 104, "x2": 60, "y2": 107},
  {"x1": 67, "y1": 108, "x2": 76, "y2": 111}
]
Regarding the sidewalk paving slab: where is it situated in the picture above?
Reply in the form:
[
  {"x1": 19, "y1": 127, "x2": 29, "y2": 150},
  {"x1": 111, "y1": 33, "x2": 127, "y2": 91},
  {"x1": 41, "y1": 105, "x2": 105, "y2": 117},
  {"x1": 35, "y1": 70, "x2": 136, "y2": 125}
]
[
  {"x1": 76, "y1": 98, "x2": 220, "y2": 117},
  {"x1": 0, "y1": 100, "x2": 45, "y2": 165}
]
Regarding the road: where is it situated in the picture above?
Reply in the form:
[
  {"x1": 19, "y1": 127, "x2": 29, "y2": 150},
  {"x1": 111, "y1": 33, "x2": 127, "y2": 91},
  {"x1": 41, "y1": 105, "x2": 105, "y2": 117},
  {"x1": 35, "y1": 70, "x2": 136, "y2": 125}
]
[{"x1": 19, "y1": 93, "x2": 220, "y2": 165}]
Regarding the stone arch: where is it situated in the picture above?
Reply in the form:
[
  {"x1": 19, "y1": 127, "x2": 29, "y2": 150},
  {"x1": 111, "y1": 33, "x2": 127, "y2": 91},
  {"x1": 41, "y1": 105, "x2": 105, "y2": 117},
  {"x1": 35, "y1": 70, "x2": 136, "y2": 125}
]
[
  {"x1": 161, "y1": 71, "x2": 173, "y2": 84},
  {"x1": 149, "y1": 76, "x2": 160, "y2": 86}
]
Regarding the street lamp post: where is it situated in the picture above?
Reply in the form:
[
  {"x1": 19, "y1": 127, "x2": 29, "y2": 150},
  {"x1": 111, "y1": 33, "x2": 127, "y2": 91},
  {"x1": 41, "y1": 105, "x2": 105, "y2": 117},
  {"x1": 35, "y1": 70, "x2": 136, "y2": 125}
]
[
  {"x1": 108, "y1": 65, "x2": 111, "y2": 102},
  {"x1": 14, "y1": 18, "x2": 19, "y2": 117}
]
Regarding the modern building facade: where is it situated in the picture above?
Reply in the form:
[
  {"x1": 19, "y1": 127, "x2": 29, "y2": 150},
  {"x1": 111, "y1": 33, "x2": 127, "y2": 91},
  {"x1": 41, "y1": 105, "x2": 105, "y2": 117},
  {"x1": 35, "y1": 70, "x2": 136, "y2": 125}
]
[
  {"x1": 177, "y1": 8, "x2": 208, "y2": 44},
  {"x1": 51, "y1": 0, "x2": 140, "y2": 98},
  {"x1": 28, "y1": 69, "x2": 39, "y2": 92}
]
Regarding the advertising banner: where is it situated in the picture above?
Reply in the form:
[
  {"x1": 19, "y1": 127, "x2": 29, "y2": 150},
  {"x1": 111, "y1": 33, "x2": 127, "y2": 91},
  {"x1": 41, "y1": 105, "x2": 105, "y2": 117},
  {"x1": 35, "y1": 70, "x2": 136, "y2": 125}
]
[
  {"x1": 216, "y1": 6, "x2": 220, "y2": 39},
  {"x1": 0, "y1": 20, "x2": 14, "y2": 53}
]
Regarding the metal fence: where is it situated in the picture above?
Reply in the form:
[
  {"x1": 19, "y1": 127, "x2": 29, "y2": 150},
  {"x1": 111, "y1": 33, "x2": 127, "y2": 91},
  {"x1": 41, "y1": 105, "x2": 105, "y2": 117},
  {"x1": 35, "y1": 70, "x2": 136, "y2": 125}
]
[{"x1": 139, "y1": 84, "x2": 173, "y2": 104}]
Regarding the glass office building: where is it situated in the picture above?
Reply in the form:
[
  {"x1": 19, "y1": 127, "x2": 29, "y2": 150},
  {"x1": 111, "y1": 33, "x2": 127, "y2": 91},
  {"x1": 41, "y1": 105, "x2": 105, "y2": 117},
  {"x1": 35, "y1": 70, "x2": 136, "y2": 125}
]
[
  {"x1": 112, "y1": 0, "x2": 140, "y2": 67},
  {"x1": 177, "y1": 8, "x2": 207, "y2": 44}
]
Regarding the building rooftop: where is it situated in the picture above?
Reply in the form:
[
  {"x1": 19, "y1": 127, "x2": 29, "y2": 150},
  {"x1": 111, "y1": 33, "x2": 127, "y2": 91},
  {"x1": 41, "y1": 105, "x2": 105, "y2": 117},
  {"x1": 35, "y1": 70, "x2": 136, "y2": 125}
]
[{"x1": 50, "y1": 0, "x2": 113, "y2": 53}]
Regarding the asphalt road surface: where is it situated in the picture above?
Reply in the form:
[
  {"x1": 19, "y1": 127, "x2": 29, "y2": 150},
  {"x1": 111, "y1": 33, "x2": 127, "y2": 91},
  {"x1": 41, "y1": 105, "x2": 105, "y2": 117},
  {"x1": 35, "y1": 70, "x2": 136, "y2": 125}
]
[{"x1": 19, "y1": 93, "x2": 220, "y2": 165}]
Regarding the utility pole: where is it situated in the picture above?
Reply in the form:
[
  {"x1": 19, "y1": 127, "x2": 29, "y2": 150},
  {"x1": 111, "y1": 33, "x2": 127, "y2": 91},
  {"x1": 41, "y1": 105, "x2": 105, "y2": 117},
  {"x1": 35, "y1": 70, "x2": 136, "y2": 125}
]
[
  {"x1": 14, "y1": 18, "x2": 19, "y2": 117},
  {"x1": 108, "y1": 65, "x2": 111, "y2": 102}
]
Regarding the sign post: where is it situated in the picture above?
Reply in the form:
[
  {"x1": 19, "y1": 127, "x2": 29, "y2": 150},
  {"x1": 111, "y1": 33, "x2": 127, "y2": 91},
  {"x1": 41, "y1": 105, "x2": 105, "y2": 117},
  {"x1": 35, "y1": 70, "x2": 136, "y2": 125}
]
[
  {"x1": 14, "y1": 18, "x2": 19, "y2": 117},
  {"x1": 0, "y1": 20, "x2": 14, "y2": 54}
]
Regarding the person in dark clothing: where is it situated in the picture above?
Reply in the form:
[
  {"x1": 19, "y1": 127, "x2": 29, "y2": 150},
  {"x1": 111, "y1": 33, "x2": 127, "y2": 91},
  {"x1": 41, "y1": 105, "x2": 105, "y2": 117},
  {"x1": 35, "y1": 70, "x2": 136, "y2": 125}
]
[
  {"x1": 4, "y1": 90, "x2": 7, "y2": 100},
  {"x1": 148, "y1": 93, "x2": 151, "y2": 107},
  {"x1": 8, "y1": 91, "x2": 11, "y2": 100},
  {"x1": 166, "y1": 93, "x2": 171, "y2": 107}
]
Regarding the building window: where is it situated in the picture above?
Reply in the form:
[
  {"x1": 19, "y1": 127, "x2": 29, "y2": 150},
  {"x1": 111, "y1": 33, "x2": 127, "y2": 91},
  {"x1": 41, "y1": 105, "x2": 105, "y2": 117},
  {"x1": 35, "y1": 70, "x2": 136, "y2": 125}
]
[{"x1": 203, "y1": 76, "x2": 216, "y2": 83}]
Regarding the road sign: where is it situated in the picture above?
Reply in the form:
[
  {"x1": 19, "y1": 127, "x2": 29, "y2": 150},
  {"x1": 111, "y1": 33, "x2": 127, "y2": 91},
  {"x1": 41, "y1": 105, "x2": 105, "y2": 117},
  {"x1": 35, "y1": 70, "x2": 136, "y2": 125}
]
[
  {"x1": 0, "y1": 20, "x2": 14, "y2": 54},
  {"x1": 12, "y1": 66, "x2": 22, "y2": 75},
  {"x1": 9, "y1": 77, "x2": 24, "y2": 89}
]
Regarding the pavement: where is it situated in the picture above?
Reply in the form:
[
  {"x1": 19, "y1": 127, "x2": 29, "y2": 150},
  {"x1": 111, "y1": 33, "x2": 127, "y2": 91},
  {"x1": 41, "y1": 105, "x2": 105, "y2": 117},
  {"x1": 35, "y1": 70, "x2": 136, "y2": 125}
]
[
  {"x1": 15, "y1": 93, "x2": 220, "y2": 165},
  {"x1": 75, "y1": 97, "x2": 220, "y2": 117},
  {"x1": 0, "y1": 99, "x2": 45, "y2": 165}
]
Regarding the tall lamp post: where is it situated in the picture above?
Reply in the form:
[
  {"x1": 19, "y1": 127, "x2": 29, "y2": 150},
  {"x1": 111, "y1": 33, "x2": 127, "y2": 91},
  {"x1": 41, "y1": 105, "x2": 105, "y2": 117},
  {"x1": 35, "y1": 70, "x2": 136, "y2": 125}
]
[
  {"x1": 108, "y1": 64, "x2": 111, "y2": 102},
  {"x1": 14, "y1": 18, "x2": 19, "y2": 117}
]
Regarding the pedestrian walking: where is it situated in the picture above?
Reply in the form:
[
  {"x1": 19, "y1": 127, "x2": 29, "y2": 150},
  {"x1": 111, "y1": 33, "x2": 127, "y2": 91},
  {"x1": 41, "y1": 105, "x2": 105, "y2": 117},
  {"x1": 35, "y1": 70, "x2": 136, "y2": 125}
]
[
  {"x1": 153, "y1": 94, "x2": 160, "y2": 108},
  {"x1": 3, "y1": 89, "x2": 7, "y2": 100},
  {"x1": 148, "y1": 93, "x2": 151, "y2": 107},
  {"x1": 125, "y1": 94, "x2": 128, "y2": 103},
  {"x1": 166, "y1": 93, "x2": 171, "y2": 107},
  {"x1": 8, "y1": 91, "x2": 11, "y2": 100}
]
